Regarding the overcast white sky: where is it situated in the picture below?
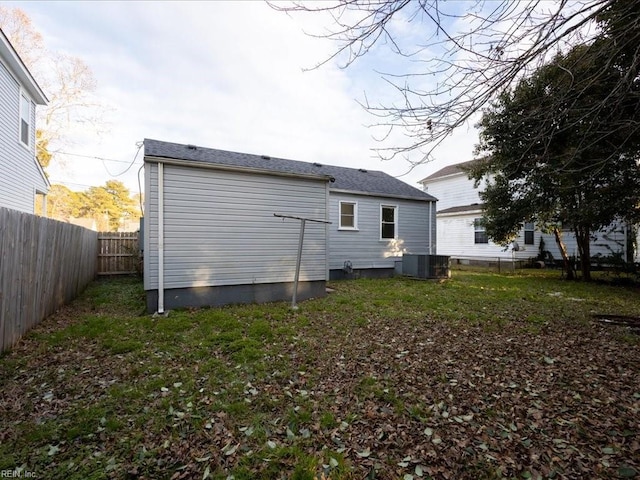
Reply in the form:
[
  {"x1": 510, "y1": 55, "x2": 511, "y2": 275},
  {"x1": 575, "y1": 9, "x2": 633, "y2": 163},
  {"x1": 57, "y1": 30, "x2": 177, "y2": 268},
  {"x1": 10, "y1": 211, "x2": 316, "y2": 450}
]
[{"x1": 9, "y1": 1, "x2": 479, "y2": 197}]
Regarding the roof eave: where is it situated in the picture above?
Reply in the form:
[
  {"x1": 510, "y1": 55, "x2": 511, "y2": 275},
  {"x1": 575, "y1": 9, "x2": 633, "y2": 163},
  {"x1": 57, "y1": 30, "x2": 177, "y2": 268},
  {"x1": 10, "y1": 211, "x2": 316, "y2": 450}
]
[
  {"x1": 35, "y1": 158, "x2": 50, "y2": 189},
  {"x1": 437, "y1": 206, "x2": 483, "y2": 217},
  {"x1": 419, "y1": 170, "x2": 468, "y2": 184},
  {"x1": 329, "y1": 187, "x2": 436, "y2": 202},
  {"x1": 419, "y1": 159, "x2": 482, "y2": 184}
]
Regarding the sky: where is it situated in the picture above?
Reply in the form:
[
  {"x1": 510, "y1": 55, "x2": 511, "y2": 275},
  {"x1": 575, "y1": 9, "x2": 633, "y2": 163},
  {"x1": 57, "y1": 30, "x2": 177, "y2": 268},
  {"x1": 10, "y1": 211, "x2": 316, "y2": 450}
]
[{"x1": 7, "y1": 1, "x2": 480, "y2": 198}]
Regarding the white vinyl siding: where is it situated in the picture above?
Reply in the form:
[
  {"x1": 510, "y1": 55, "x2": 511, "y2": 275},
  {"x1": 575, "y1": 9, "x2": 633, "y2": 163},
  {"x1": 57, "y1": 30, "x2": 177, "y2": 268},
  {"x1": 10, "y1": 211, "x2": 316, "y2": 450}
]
[
  {"x1": 144, "y1": 163, "x2": 328, "y2": 290},
  {"x1": 436, "y1": 213, "x2": 535, "y2": 259},
  {"x1": 330, "y1": 193, "x2": 434, "y2": 270},
  {"x1": 437, "y1": 211, "x2": 628, "y2": 260},
  {"x1": 0, "y1": 60, "x2": 48, "y2": 214},
  {"x1": 424, "y1": 163, "x2": 635, "y2": 261},
  {"x1": 541, "y1": 221, "x2": 628, "y2": 260},
  {"x1": 424, "y1": 173, "x2": 486, "y2": 211}
]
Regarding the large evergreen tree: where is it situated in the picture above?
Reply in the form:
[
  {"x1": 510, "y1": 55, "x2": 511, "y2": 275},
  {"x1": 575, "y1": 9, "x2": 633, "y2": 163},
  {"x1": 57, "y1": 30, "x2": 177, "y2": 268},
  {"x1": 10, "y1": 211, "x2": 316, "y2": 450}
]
[{"x1": 79, "y1": 180, "x2": 138, "y2": 231}]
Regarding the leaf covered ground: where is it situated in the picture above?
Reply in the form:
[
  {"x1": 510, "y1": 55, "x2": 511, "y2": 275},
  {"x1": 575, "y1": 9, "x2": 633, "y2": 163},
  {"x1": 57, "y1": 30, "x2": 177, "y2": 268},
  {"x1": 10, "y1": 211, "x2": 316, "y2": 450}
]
[{"x1": 0, "y1": 272, "x2": 638, "y2": 479}]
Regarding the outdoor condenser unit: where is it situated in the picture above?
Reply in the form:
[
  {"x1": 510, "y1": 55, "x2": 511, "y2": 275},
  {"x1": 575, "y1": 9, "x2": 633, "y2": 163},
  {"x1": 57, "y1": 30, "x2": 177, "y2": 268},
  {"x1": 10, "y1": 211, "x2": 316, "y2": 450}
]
[{"x1": 402, "y1": 254, "x2": 450, "y2": 279}]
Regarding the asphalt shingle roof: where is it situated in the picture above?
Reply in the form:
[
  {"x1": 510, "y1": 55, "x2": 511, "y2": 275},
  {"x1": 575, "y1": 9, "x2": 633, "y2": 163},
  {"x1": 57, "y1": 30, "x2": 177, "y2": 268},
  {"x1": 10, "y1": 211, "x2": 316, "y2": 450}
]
[
  {"x1": 419, "y1": 159, "x2": 479, "y2": 183},
  {"x1": 144, "y1": 139, "x2": 436, "y2": 202},
  {"x1": 438, "y1": 203, "x2": 484, "y2": 215}
]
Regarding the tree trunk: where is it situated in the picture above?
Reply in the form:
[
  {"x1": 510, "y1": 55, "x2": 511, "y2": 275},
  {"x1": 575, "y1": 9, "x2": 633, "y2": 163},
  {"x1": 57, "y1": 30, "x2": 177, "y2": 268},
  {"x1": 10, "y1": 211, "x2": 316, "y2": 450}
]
[
  {"x1": 553, "y1": 227, "x2": 575, "y2": 280},
  {"x1": 574, "y1": 226, "x2": 592, "y2": 281},
  {"x1": 626, "y1": 223, "x2": 637, "y2": 264}
]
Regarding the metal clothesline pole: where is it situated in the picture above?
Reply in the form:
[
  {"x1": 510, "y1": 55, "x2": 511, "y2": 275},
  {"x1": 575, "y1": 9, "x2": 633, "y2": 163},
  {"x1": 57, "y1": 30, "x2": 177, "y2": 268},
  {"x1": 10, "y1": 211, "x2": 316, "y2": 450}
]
[
  {"x1": 274, "y1": 213, "x2": 331, "y2": 309},
  {"x1": 293, "y1": 218, "x2": 306, "y2": 308}
]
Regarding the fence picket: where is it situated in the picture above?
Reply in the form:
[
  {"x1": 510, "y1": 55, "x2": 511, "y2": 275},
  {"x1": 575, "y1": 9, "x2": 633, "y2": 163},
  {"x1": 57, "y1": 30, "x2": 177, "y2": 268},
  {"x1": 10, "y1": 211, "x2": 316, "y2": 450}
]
[
  {"x1": 0, "y1": 207, "x2": 98, "y2": 352},
  {"x1": 97, "y1": 232, "x2": 140, "y2": 275}
]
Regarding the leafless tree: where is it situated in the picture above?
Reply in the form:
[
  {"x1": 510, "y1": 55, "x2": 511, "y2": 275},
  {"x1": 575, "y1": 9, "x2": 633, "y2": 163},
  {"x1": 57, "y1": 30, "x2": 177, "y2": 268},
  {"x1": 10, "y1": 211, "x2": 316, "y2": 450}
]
[
  {"x1": 0, "y1": 6, "x2": 108, "y2": 169},
  {"x1": 270, "y1": 1, "x2": 638, "y2": 167}
]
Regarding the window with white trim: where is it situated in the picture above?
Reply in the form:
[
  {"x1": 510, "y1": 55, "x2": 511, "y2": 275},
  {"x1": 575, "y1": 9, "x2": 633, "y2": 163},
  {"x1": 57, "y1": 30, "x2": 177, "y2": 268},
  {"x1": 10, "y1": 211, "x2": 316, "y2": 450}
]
[
  {"x1": 524, "y1": 221, "x2": 535, "y2": 245},
  {"x1": 474, "y1": 218, "x2": 488, "y2": 244},
  {"x1": 20, "y1": 93, "x2": 31, "y2": 147},
  {"x1": 339, "y1": 201, "x2": 358, "y2": 229},
  {"x1": 381, "y1": 205, "x2": 397, "y2": 239}
]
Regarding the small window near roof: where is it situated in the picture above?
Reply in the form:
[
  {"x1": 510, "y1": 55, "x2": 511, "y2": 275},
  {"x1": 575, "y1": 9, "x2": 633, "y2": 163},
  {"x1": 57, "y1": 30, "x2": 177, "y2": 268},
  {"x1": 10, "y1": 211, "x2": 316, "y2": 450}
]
[
  {"x1": 524, "y1": 221, "x2": 535, "y2": 245},
  {"x1": 474, "y1": 218, "x2": 488, "y2": 244},
  {"x1": 20, "y1": 94, "x2": 30, "y2": 147},
  {"x1": 339, "y1": 201, "x2": 357, "y2": 229}
]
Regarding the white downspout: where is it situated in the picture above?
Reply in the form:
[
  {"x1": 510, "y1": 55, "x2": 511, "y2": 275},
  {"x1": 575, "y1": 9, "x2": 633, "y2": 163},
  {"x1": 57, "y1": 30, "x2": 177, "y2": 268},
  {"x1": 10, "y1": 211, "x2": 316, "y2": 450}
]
[
  {"x1": 325, "y1": 181, "x2": 330, "y2": 281},
  {"x1": 429, "y1": 201, "x2": 433, "y2": 254},
  {"x1": 157, "y1": 162, "x2": 165, "y2": 314}
]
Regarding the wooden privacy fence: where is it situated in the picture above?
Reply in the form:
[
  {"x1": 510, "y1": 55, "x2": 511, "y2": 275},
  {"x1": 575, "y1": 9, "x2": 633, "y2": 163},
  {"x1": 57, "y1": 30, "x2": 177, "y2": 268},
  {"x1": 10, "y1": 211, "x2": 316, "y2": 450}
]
[
  {"x1": 0, "y1": 207, "x2": 98, "y2": 353},
  {"x1": 98, "y1": 232, "x2": 140, "y2": 275}
]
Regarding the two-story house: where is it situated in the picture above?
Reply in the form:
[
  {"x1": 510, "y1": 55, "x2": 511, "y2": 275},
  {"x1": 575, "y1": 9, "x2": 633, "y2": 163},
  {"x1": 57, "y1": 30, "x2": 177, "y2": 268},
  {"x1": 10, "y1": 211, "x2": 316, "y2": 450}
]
[
  {"x1": 0, "y1": 29, "x2": 49, "y2": 214},
  {"x1": 420, "y1": 160, "x2": 637, "y2": 264}
]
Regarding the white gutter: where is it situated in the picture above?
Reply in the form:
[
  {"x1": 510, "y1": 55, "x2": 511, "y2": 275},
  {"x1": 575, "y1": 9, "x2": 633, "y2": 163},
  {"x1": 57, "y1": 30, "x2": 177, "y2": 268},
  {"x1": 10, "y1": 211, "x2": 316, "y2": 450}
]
[
  {"x1": 329, "y1": 188, "x2": 435, "y2": 203},
  {"x1": 157, "y1": 162, "x2": 165, "y2": 314}
]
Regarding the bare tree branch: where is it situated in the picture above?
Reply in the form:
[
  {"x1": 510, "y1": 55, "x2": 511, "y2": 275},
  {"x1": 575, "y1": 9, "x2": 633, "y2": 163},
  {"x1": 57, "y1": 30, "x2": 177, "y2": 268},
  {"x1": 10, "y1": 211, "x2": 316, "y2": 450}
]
[
  {"x1": 0, "y1": 6, "x2": 110, "y2": 169},
  {"x1": 269, "y1": 0, "x2": 631, "y2": 167}
]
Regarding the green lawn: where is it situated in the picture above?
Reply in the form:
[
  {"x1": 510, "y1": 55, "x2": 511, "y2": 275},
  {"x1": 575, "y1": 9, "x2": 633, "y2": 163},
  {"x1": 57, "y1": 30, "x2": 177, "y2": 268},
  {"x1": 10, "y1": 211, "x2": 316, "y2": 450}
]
[{"x1": 0, "y1": 271, "x2": 638, "y2": 479}]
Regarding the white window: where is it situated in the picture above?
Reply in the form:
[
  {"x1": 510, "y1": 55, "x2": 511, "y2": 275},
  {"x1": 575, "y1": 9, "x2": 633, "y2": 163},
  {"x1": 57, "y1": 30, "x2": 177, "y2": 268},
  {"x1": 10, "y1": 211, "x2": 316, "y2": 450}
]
[
  {"x1": 381, "y1": 205, "x2": 397, "y2": 239},
  {"x1": 524, "y1": 221, "x2": 535, "y2": 245},
  {"x1": 474, "y1": 218, "x2": 488, "y2": 244},
  {"x1": 339, "y1": 201, "x2": 358, "y2": 230},
  {"x1": 20, "y1": 93, "x2": 31, "y2": 147}
]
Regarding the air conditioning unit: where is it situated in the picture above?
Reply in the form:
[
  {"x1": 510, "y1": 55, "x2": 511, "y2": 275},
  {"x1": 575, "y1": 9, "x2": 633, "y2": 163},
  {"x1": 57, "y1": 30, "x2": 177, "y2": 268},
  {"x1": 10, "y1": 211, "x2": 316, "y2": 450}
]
[{"x1": 402, "y1": 254, "x2": 450, "y2": 279}]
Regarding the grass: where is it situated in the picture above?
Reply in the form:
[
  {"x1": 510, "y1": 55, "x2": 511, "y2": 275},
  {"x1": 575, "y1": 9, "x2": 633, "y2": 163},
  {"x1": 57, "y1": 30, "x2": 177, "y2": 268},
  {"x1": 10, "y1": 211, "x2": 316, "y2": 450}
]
[{"x1": 0, "y1": 271, "x2": 638, "y2": 479}]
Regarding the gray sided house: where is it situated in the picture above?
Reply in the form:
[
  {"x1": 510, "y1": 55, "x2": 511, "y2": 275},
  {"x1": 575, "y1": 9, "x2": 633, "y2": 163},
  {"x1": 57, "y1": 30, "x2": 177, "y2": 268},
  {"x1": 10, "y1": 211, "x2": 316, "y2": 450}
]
[
  {"x1": 144, "y1": 139, "x2": 436, "y2": 312},
  {"x1": 0, "y1": 29, "x2": 49, "y2": 214}
]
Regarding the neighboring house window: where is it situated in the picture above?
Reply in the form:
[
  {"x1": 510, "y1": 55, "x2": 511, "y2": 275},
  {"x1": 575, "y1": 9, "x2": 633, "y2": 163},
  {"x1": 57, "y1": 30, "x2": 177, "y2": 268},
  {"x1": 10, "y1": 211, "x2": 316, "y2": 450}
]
[
  {"x1": 339, "y1": 201, "x2": 358, "y2": 229},
  {"x1": 20, "y1": 93, "x2": 30, "y2": 147},
  {"x1": 524, "y1": 221, "x2": 535, "y2": 245},
  {"x1": 474, "y1": 218, "x2": 488, "y2": 244},
  {"x1": 381, "y1": 205, "x2": 397, "y2": 239}
]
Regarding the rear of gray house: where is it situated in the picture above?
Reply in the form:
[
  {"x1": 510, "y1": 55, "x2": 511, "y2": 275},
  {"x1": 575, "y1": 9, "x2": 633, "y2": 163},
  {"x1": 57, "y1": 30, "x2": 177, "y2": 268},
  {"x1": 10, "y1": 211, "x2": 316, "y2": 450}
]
[{"x1": 144, "y1": 139, "x2": 437, "y2": 312}]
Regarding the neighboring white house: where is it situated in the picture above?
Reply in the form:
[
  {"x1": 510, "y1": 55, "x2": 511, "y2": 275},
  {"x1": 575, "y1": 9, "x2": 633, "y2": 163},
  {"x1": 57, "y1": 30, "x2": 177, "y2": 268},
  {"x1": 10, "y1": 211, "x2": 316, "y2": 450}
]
[
  {"x1": 143, "y1": 139, "x2": 437, "y2": 311},
  {"x1": 0, "y1": 29, "x2": 49, "y2": 214},
  {"x1": 420, "y1": 160, "x2": 637, "y2": 263}
]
